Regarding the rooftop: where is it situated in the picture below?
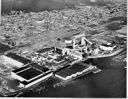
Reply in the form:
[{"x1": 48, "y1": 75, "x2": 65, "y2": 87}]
[
  {"x1": 37, "y1": 47, "x2": 54, "y2": 53},
  {"x1": 0, "y1": 43, "x2": 11, "y2": 53},
  {"x1": 17, "y1": 67, "x2": 42, "y2": 80},
  {"x1": 13, "y1": 65, "x2": 30, "y2": 73},
  {"x1": 20, "y1": 71, "x2": 51, "y2": 85},
  {"x1": 56, "y1": 63, "x2": 90, "y2": 78},
  {"x1": 54, "y1": 55, "x2": 66, "y2": 62},
  {"x1": 12, "y1": 63, "x2": 51, "y2": 81},
  {"x1": 30, "y1": 63, "x2": 49, "y2": 72},
  {"x1": 6, "y1": 52, "x2": 31, "y2": 64}
]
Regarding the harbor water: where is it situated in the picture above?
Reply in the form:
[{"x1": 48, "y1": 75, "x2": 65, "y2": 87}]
[{"x1": 20, "y1": 52, "x2": 126, "y2": 98}]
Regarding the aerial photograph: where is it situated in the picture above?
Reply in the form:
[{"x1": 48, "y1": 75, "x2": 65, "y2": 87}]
[{"x1": 0, "y1": 0, "x2": 127, "y2": 98}]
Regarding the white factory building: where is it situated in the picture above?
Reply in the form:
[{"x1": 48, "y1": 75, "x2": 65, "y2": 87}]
[
  {"x1": 56, "y1": 33, "x2": 92, "y2": 60},
  {"x1": 11, "y1": 63, "x2": 53, "y2": 88}
]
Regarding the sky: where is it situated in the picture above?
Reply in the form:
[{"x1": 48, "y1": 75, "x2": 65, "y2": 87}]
[{"x1": 2, "y1": 0, "x2": 126, "y2": 13}]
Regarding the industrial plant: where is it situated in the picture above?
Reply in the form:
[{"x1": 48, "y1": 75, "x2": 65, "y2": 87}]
[{"x1": 0, "y1": 0, "x2": 126, "y2": 97}]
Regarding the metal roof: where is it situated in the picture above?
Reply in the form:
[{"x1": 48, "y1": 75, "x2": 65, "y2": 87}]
[
  {"x1": 37, "y1": 47, "x2": 54, "y2": 53},
  {"x1": 17, "y1": 67, "x2": 42, "y2": 80},
  {"x1": 56, "y1": 63, "x2": 89, "y2": 78},
  {"x1": 0, "y1": 43, "x2": 11, "y2": 53},
  {"x1": 13, "y1": 65, "x2": 30, "y2": 73},
  {"x1": 30, "y1": 63, "x2": 49, "y2": 72},
  {"x1": 6, "y1": 52, "x2": 31, "y2": 64}
]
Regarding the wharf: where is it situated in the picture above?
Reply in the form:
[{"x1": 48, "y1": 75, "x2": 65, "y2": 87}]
[
  {"x1": 55, "y1": 62, "x2": 99, "y2": 81},
  {"x1": 54, "y1": 65, "x2": 100, "y2": 87}
]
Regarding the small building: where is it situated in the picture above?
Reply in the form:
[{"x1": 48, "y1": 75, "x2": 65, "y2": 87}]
[
  {"x1": 11, "y1": 63, "x2": 52, "y2": 88},
  {"x1": 2, "y1": 52, "x2": 31, "y2": 68}
]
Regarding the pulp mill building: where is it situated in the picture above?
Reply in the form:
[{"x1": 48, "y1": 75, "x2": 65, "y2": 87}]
[
  {"x1": 1, "y1": 51, "x2": 53, "y2": 88},
  {"x1": 12, "y1": 63, "x2": 52, "y2": 88},
  {"x1": 2, "y1": 52, "x2": 31, "y2": 68}
]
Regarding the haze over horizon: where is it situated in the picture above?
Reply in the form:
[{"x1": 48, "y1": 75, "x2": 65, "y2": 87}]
[{"x1": 2, "y1": 0, "x2": 127, "y2": 13}]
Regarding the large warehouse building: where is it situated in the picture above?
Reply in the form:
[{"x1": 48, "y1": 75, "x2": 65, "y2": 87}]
[
  {"x1": 0, "y1": 43, "x2": 11, "y2": 54},
  {"x1": 2, "y1": 52, "x2": 31, "y2": 68},
  {"x1": 11, "y1": 63, "x2": 53, "y2": 88}
]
